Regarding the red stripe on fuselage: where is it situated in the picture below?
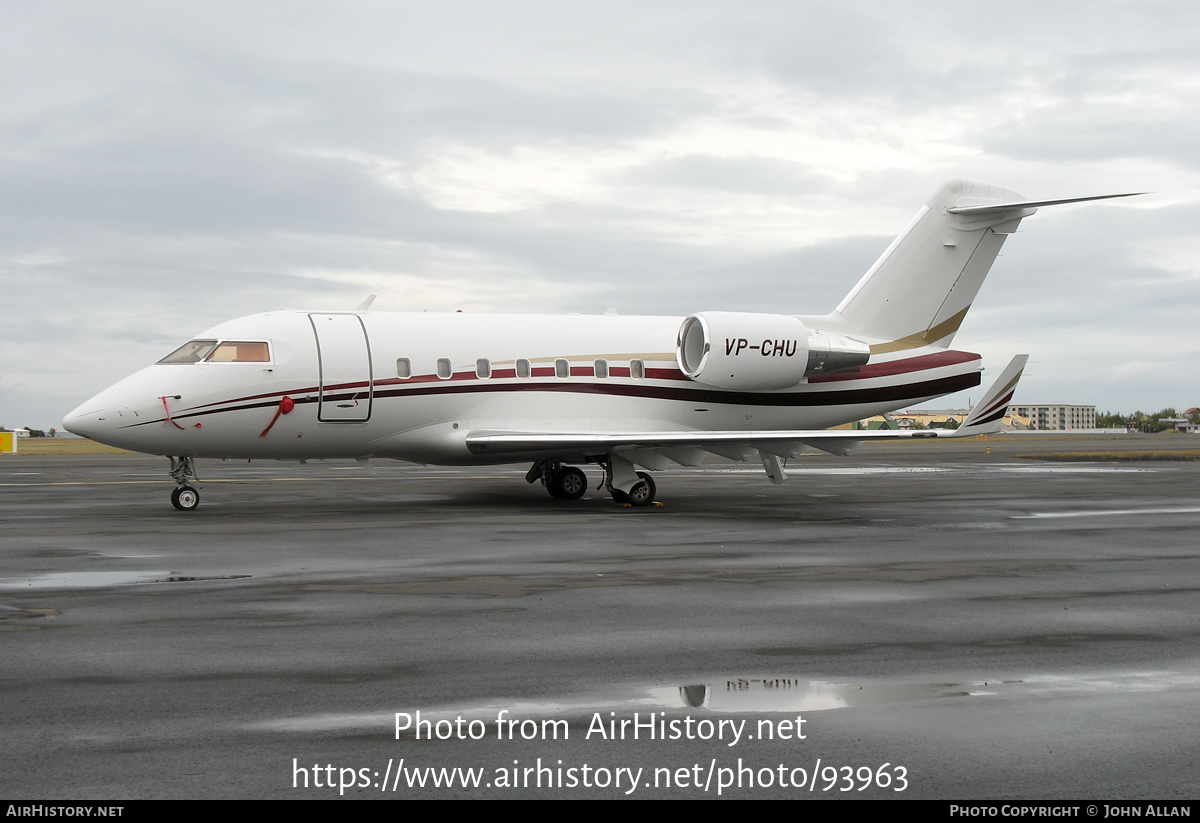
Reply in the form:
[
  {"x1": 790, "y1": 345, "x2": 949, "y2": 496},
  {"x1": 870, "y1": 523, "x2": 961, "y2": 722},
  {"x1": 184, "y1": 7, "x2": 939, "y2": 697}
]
[
  {"x1": 172, "y1": 350, "x2": 978, "y2": 417},
  {"x1": 808, "y1": 349, "x2": 979, "y2": 382}
]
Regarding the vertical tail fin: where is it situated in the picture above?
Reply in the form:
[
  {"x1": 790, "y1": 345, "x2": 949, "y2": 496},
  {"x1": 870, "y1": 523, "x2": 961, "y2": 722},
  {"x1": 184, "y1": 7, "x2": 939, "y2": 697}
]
[
  {"x1": 828, "y1": 180, "x2": 1031, "y2": 351},
  {"x1": 823, "y1": 181, "x2": 1143, "y2": 353}
]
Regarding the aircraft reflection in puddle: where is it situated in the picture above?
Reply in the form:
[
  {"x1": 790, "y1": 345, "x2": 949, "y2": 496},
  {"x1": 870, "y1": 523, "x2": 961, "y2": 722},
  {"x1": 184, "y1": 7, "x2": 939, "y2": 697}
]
[
  {"x1": 253, "y1": 672, "x2": 1197, "y2": 735},
  {"x1": 0, "y1": 571, "x2": 251, "y2": 589},
  {"x1": 672, "y1": 677, "x2": 995, "y2": 712}
]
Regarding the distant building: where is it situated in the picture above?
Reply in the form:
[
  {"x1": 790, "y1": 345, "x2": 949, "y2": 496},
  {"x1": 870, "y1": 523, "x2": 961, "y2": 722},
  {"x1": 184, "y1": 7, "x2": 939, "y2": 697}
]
[{"x1": 1006, "y1": 404, "x2": 1096, "y2": 431}]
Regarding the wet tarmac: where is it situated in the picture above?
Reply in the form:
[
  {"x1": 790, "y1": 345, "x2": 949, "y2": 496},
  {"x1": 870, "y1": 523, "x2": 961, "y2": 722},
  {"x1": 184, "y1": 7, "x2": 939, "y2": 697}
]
[{"x1": 2, "y1": 436, "x2": 1198, "y2": 799}]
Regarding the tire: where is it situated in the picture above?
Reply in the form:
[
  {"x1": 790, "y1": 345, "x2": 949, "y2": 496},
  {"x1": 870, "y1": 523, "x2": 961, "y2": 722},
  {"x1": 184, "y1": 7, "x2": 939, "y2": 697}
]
[
  {"x1": 555, "y1": 467, "x2": 588, "y2": 500},
  {"x1": 626, "y1": 472, "x2": 656, "y2": 506},
  {"x1": 171, "y1": 485, "x2": 200, "y2": 511}
]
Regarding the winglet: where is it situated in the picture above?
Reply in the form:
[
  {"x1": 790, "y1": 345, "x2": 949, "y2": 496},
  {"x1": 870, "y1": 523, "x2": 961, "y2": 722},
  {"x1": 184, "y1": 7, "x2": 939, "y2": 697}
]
[
  {"x1": 954, "y1": 355, "x2": 1028, "y2": 435},
  {"x1": 355, "y1": 294, "x2": 377, "y2": 311}
]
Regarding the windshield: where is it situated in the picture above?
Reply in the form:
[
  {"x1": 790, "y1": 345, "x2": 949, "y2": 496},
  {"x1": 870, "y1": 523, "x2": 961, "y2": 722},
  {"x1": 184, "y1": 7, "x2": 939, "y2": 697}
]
[
  {"x1": 156, "y1": 339, "x2": 271, "y2": 364},
  {"x1": 207, "y1": 341, "x2": 270, "y2": 362},
  {"x1": 158, "y1": 339, "x2": 218, "y2": 364}
]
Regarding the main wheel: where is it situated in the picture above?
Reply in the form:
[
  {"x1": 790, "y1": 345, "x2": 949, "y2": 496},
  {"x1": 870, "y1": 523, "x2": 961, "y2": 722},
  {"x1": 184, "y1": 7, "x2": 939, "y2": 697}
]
[
  {"x1": 554, "y1": 467, "x2": 588, "y2": 500},
  {"x1": 545, "y1": 469, "x2": 565, "y2": 499},
  {"x1": 626, "y1": 472, "x2": 656, "y2": 506},
  {"x1": 171, "y1": 485, "x2": 200, "y2": 511}
]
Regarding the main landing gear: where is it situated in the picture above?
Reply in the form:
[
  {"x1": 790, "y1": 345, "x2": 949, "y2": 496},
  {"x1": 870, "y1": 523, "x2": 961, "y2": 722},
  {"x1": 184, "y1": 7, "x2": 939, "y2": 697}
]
[
  {"x1": 168, "y1": 456, "x2": 200, "y2": 511},
  {"x1": 602, "y1": 452, "x2": 657, "y2": 507},
  {"x1": 525, "y1": 456, "x2": 658, "y2": 507},
  {"x1": 526, "y1": 461, "x2": 588, "y2": 500},
  {"x1": 611, "y1": 471, "x2": 656, "y2": 506}
]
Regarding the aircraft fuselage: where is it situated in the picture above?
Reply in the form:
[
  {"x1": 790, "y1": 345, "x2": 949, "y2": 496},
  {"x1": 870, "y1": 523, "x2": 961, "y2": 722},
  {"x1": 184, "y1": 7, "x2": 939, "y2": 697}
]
[{"x1": 64, "y1": 309, "x2": 982, "y2": 465}]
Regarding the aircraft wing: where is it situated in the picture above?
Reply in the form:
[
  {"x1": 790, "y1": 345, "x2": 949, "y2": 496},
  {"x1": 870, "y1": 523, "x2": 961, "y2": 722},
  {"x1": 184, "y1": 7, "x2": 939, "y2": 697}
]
[{"x1": 465, "y1": 356, "x2": 1028, "y2": 469}]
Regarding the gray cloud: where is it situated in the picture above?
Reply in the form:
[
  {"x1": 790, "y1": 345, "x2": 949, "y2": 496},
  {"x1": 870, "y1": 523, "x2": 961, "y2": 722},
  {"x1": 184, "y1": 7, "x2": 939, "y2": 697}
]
[
  {"x1": 619, "y1": 153, "x2": 832, "y2": 196},
  {"x1": 1, "y1": 2, "x2": 1197, "y2": 428}
]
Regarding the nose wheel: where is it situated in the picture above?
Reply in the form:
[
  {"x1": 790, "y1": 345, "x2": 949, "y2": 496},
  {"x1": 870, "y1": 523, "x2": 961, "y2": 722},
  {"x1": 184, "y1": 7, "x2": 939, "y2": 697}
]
[
  {"x1": 171, "y1": 485, "x2": 200, "y2": 511},
  {"x1": 168, "y1": 456, "x2": 201, "y2": 511}
]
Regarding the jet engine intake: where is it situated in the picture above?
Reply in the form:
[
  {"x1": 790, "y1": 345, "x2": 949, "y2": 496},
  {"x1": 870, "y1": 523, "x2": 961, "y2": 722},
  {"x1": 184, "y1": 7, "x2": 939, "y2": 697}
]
[{"x1": 677, "y1": 312, "x2": 868, "y2": 390}]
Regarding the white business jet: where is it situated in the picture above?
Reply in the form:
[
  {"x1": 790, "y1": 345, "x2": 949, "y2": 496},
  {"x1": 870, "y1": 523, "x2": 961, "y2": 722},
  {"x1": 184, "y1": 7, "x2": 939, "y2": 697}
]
[{"x1": 63, "y1": 180, "x2": 1140, "y2": 510}]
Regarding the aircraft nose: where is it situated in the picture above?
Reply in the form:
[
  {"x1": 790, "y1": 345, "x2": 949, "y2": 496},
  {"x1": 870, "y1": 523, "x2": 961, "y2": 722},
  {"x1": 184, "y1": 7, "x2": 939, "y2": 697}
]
[{"x1": 62, "y1": 404, "x2": 106, "y2": 439}]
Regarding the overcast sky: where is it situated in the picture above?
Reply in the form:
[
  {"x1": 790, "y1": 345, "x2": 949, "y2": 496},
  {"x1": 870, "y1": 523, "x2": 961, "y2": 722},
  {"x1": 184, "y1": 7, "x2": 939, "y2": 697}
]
[{"x1": 3, "y1": 1, "x2": 1197, "y2": 429}]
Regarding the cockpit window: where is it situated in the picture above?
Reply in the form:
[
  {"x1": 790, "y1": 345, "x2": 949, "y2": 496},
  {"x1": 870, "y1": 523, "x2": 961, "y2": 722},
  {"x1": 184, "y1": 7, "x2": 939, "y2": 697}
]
[
  {"x1": 156, "y1": 340, "x2": 270, "y2": 364},
  {"x1": 158, "y1": 339, "x2": 218, "y2": 364},
  {"x1": 207, "y1": 341, "x2": 271, "y2": 362}
]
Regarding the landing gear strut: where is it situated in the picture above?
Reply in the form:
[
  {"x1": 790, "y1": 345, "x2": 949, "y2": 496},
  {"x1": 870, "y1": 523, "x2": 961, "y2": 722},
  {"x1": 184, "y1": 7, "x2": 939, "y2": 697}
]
[
  {"x1": 601, "y1": 454, "x2": 657, "y2": 507},
  {"x1": 168, "y1": 456, "x2": 200, "y2": 511},
  {"x1": 526, "y1": 461, "x2": 588, "y2": 500}
]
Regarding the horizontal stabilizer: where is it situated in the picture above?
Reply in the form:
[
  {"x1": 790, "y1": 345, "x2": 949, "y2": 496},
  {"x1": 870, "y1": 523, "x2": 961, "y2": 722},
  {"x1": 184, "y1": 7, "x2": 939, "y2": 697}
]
[{"x1": 946, "y1": 192, "x2": 1146, "y2": 215}]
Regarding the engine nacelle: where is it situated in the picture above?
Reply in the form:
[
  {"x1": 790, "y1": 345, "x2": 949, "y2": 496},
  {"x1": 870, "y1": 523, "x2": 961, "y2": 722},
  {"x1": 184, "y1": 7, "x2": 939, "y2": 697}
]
[
  {"x1": 676, "y1": 312, "x2": 869, "y2": 390},
  {"x1": 804, "y1": 327, "x2": 872, "y2": 377}
]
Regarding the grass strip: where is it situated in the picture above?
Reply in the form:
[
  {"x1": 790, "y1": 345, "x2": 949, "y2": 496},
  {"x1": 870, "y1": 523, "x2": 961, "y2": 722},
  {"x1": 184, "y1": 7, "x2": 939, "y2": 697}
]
[{"x1": 1016, "y1": 451, "x2": 1200, "y2": 461}]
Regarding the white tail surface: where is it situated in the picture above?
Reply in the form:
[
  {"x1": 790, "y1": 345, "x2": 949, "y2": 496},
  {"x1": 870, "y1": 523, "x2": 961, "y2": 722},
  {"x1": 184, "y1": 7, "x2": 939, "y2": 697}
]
[
  {"x1": 822, "y1": 181, "x2": 1144, "y2": 353},
  {"x1": 827, "y1": 180, "x2": 1031, "y2": 351}
]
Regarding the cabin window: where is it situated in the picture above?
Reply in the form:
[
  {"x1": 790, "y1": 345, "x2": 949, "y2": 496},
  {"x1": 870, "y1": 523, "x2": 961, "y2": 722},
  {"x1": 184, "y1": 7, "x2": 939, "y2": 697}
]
[
  {"x1": 594, "y1": 359, "x2": 608, "y2": 379},
  {"x1": 396, "y1": 358, "x2": 411, "y2": 379},
  {"x1": 630, "y1": 359, "x2": 645, "y2": 379},
  {"x1": 205, "y1": 341, "x2": 271, "y2": 363},
  {"x1": 555, "y1": 358, "x2": 569, "y2": 379},
  {"x1": 437, "y1": 358, "x2": 452, "y2": 379},
  {"x1": 516, "y1": 359, "x2": 531, "y2": 378},
  {"x1": 158, "y1": 339, "x2": 218, "y2": 364},
  {"x1": 476, "y1": 359, "x2": 491, "y2": 379}
]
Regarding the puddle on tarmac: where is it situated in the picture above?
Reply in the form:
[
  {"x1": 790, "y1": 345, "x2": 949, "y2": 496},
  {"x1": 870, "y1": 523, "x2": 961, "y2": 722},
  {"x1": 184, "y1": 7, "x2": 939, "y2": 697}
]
[
  {"x1": 1012, "y1": 506, "x2": 1200, "y2": 519},
  {"x1": 669, "y1": 677, "x2": 993, "y2": 710},
  {"x1": 0, "y1": 571, "x2": 251, "y2": 589},
  {"x1": 249, "y1": 675, "x2": 1019, "y2": 733}
]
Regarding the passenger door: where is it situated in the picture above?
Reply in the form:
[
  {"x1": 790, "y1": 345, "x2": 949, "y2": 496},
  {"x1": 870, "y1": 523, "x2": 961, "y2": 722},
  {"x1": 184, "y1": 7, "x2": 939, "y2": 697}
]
[{"x1": 309, "y1": 314, "x2": 372, "y2": 422}]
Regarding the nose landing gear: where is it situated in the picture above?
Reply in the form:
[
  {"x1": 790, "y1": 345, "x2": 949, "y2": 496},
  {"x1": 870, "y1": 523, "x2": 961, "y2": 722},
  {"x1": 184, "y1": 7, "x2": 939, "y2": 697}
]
[
  {"x1": 171, "y1": 485, "x2": 200, "y2": 511},
  {"x1": 168, "y1": 456, "x2": 200, "y2": 511}
]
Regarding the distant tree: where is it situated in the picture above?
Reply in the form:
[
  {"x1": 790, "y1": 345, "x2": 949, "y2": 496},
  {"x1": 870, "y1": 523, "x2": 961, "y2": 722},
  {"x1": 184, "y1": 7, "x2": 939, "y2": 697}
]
[
  {"x1": 1150, "y1": 408, "x2": 1181, "y2": 433},
  {"x1": 22, "y1": 427, "x2": 46, "y2": 438},
  {"x1": 1124, "y1": 410, "x2": 1180, "y2": 434}
]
